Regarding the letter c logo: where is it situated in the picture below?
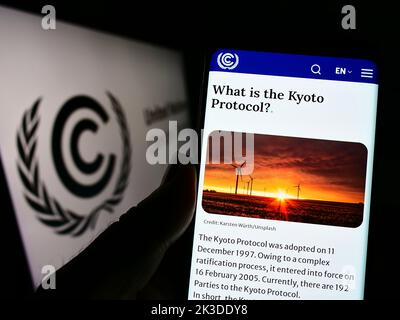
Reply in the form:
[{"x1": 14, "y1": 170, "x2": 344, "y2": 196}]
[{"x1": 52, "y1": 96, "x2": 115, "y2": 198}]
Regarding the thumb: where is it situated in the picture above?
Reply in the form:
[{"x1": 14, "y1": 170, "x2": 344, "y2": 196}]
[
  {"x1": 35, "y1": 163, "x2": 197, "y2": 298},
  {"x1": 121, "y1": 163, "x2": 197, "y2": 250}
]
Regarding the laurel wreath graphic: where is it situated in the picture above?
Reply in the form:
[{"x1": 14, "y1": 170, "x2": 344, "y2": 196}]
[{"x1": 16, "y1": 92, "x2": 131, "y2": 236}]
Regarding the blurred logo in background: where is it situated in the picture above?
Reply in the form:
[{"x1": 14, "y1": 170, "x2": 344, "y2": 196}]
[{"x1": 16, "y1": 92, "x2": 131, "y2": 236}]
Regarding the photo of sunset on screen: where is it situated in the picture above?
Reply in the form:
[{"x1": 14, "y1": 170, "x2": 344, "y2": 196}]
[{"x1": 202, "y1": 131, "x2": 367, "y2": 228}]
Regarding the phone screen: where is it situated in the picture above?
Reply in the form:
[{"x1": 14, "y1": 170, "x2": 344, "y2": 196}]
[{"x1": 188, "y1": 49, "x2": 378, "y2": 300}]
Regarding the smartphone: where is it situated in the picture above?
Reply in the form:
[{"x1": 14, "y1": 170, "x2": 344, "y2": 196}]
[{"x1": 188, "y1": 49, "x2": 378, "y2": 300}]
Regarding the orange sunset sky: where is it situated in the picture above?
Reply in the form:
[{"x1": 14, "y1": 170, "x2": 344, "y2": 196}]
[{"x1": 203, "y1": 134, "x2": 368, "y2": 204}]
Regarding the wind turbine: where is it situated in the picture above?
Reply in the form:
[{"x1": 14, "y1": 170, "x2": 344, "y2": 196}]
[
  {"x1": 246, "y1": 180, "x2": 250, "y2": 195},
  {"x1": 249, "y1": 175, "x2": 254, "y2": 195},
  {"x1": 231, "y1": 161, "x2": 246, "y2": 195},
  {"x1": 293, "y1": 184, "x2": 301, "y2": 199}
]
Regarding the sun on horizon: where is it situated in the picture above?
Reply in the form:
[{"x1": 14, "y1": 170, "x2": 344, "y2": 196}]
[{"x1": 276, "y1": 190, "x2": 287, "y2": 201}]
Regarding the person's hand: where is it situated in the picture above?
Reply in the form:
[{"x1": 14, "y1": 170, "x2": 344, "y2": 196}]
[{"x1": 35, "y1": 163, "x2": 197, "y2": 299}]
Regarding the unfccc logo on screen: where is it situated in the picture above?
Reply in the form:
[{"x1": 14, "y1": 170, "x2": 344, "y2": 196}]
[{"x1": 217, "y1": 52, "x2": 239, "y2": 70}]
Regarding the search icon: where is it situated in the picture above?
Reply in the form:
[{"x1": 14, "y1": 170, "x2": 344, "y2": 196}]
[{"x1": 311, "y1": 64, "x2": 321, "y2": 75}]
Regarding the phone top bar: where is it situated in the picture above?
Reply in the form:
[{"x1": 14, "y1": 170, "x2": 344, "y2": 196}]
[{"x1": 210, "y1": 49, "x2": 378, "y2": 84}]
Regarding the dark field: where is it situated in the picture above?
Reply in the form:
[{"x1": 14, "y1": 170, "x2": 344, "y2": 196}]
[{"x1": 202, "y1": 191, "x2": 364, "y2": 227}]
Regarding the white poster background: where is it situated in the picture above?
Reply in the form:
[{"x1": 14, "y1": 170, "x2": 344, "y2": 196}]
[{"x1": 0, "y1": 7, "x2": 188, "y2": 287}]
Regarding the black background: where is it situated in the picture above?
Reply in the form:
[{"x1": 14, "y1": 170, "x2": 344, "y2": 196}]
[{"x1": 1, "y1": 1, "x2": 399, "y2": 300}]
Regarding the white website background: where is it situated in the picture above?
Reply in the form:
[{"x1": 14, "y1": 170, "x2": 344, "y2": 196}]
[{"x1": 188, "y1": 71, "x2": 378, "y2": 300}]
